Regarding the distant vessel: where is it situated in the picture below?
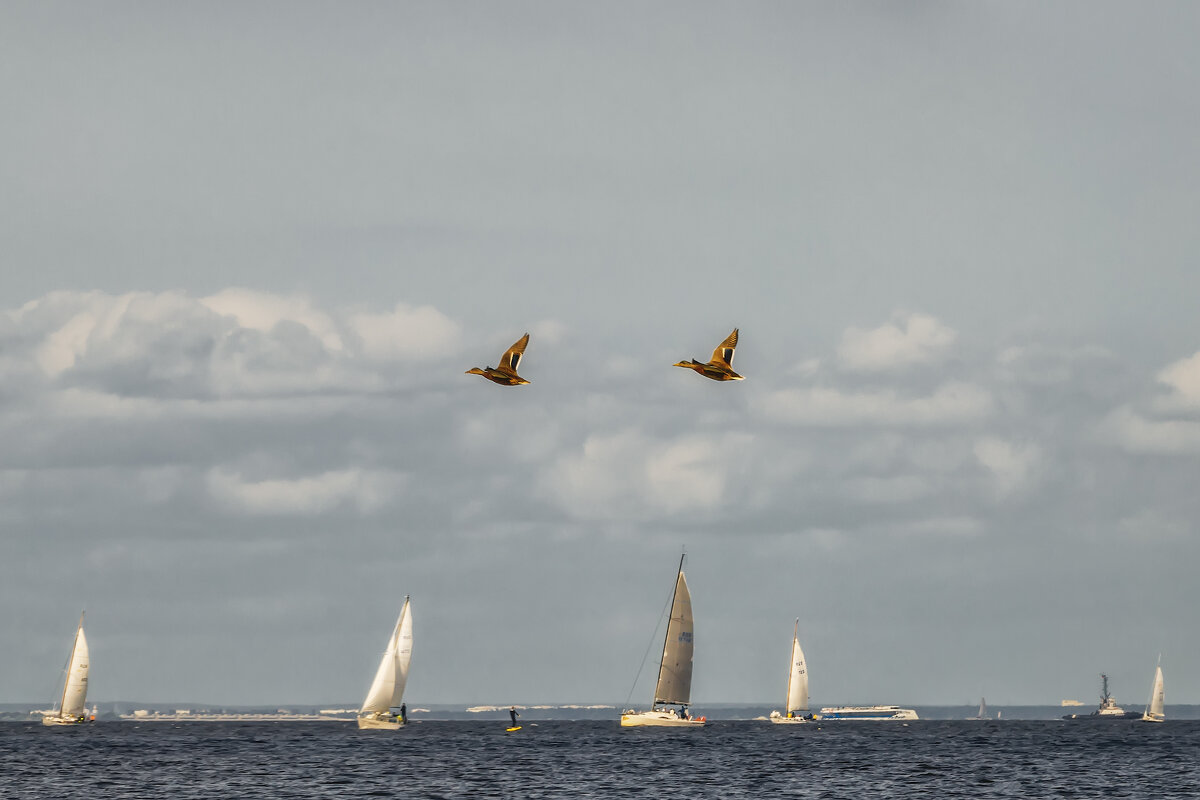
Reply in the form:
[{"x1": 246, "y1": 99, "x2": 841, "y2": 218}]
[
  {"x1": 42, "y1": 613, "x2": 92, "y2": 727},
  {"x1": 1062, "y1": 674, "x2": 1140, "y2": 720},
  {"x1": 967, "y1": 697, "x2": 990, "y2": 720},
  {"x1": 1060, "y1": 699, "x2": 1084, "y2": 707},
  {"x1": 818, "y1": 705, "x2": 918, "y2": 721},
  {"x1": 620, "y1": 555, "x2": 705, "y2": 727},
  {"x1": 768, "y1": 619, "x2": 810, "y2": 724},
  {"x1": 1142, "y1": 658, "x2": 1165, "y2": 723},
  {"x1": 357, "y1": 597, "x2": 413, "y2": 730}
]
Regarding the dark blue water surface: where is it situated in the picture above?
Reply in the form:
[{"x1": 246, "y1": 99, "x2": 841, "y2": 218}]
[{"x1": 2, "y1": 720, "x2": 1197, "y2": 799}]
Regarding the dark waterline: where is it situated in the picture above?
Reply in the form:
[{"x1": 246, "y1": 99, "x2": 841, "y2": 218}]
[{"x1": 2, "y1": 720, "x2": 1198, "y2": 799}]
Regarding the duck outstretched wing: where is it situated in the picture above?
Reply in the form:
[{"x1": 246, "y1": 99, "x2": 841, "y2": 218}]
[
  {"x1": 710, "y1": 328, "x2": 738, "y2": 366},
  {"x1": 497, "y1": 333, "x2": 530, "y2": 374}
]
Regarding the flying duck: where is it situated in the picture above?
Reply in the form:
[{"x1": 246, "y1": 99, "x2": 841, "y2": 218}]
[
  {"x1": 466, "y1": 333, "x2": 531, "y2": 386},
  {"x1": 673, "y1": 328, "x2": 743, "y2": 381}
]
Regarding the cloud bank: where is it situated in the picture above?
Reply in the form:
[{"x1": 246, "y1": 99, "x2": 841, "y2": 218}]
[{"x1": 3, "y1": 291, "x2": 1199, "y2": 706}]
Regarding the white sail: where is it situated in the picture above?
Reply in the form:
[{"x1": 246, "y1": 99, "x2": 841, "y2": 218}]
[
  {"x1": 360, "y1": 598, "x2": 411, "y2": 715},
  {"x1": 1144, "y1": 665, "x2": 1165, "y2": 721},
  {"x1": 653, "y1": 570, "x2": 694, "y2": 707},
  {"x1": 785, "y1": 622, "x2": 809, "y2": 714},
  {"x1": 60, "y1": 621, "x2": 90, "y2": 718}
]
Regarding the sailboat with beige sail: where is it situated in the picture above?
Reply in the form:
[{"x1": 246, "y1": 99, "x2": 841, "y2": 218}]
[
  {"x1": 42, "y1": 612, "x2": 92, "y2": 726},
  {"x1": 357, "y1": 596, "x2": 413, "y2": 730},
  {"x1": 768, "y1": 619, "x2": 810, "y2": 724},
  {"x1": 620, "y1": 555, "x2": 705, "y2": 728}
]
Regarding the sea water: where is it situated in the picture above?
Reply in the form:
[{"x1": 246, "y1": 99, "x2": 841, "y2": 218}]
[{"x1": 2, "y1": 720, "x2": 1197, "y2": 798}]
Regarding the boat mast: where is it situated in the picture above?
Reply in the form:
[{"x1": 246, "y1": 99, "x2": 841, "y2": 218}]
[
  {"x1": 785, "y1": 618, "x2": 798, "y2": 712},
  {"x1": 1100, "y1": 673, "x2": 1110, "y2": 705},
  {"x1": 57, "y1": 612, "x2": 84, "y2": 717},
  {"x1": 654, "y1": 552, "x2": 686, "y2": 709}
]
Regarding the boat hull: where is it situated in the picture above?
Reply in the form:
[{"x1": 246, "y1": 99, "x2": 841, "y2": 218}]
[
  {"x1": 356, "y1": 715, "x2": 404, "y2": 730},
  {"x1": 768, "y1": 713, "x2": 809, "y2": 725},
  {"x1": 1062, "y1": 711, "x2": 1141, "y2": 720},
  {"x1": 620, "y1": 710, "x2": 705, "y2": 728},
  {"x1": 1142, "y1": 713, "x2": 1165, "y2": 723},
  {"x1": 41, "y1": 715, "x2": 89, "y2": 727}
]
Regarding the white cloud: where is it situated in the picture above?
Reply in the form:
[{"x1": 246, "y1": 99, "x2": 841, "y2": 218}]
[
  {"x1": 348, "y1": 302, "x2": 462, "y2": 361},
  {"x1": 996, "y1": 343, "x2": 1114, "y2": 385},
  {"x1": 200, "y1": 288, "x2": 345, "y2": 352},
  {"x1": 206, "y1": 467, "x2": 404, "y2": 516},
  {"x1": 758, "y1": 381, "x2": 992, "y2": 427},
  {"x1": 1096, "y1": 350, "x2": 1200, "y2": 454},
  {"x1": 973, "y1": 437, "x2": 1042, "y2": 497},
  {"x1": 837, "y1": 313, "x2": 957, "y2": 372},
  {"x1": 1155, "y1": 350, "x2": 1200, "y2": 410},
  {"x1": 536, "y1": 430, "x2": 745, "y2": 520},
  {"x1": 1099, "y1": 407, "x2": 1200, "y2": 454},
  {"x1": 3, "y1": 289, "x2": 473, "y2": 400}
]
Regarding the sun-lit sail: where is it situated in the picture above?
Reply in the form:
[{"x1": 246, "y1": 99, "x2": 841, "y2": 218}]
[
  {"x1": 358, "y1": 597, "x2": 412, "y2": 729},
  {"x1": 42, "y1": 613, "x2": 91, "y2": 726},
  {"x1": 785, "y1": 625, "x2": 808, "y2": 715}
]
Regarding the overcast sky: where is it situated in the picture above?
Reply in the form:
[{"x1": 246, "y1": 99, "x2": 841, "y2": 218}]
[{"x1": 3, "y1": 2, "x2": 1200, "y2": 710}]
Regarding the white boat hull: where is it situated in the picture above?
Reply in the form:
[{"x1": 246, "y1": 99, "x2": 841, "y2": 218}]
[
  {"x1": 1142, "y1": 713, "x2": 1165, "y2": 723},
  {"x1": 356, "y1": 714, "x2": 404, "y2": 730},
  {"x1": 620, "y1": 709, "x2": 705, "y2": 728},
  {"x1": 768, "y1": 711, "x2": 809, "y2": 724},
  {"x1": 41, "y1": 715, "x2": 89, "y2": 727}
]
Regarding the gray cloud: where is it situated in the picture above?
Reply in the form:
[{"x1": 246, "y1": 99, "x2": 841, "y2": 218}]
[{"x1": 2, "y1": 289, "x2": 1197, "y2": 707}]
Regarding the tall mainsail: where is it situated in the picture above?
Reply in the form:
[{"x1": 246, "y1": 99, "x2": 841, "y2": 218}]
[
  {"x1": 785, "y1": 620, "x2": 808, "y2": 714},
  {"x1": 653, "y1": 565, "x2": 694, "y2": 707},
  {"x1": 58, "y1": 614, "x2": 90, "y2": 718},
  {"x1": 390, "y1": 598, "x2": 413, "y2": 708},
  {"x1": 360, "y1": 597, "x2": 412, "y2": 715}
]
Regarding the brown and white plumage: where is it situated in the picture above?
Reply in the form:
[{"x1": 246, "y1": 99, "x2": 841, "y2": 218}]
[
  {"x1": 674, "y1": 328, "x2": 744, "y2": 381},
  {"x1": 466, "y1": 333, "x2": 531, "y2": 386}
]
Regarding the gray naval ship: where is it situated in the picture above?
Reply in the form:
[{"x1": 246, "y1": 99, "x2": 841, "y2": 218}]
[{"x1": 1062, "y1": 674, "x2": 1141, "y2": 720}]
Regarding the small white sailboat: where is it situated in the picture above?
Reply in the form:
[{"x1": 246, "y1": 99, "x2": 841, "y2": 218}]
[
  {"x1": 769, "y1": 619, "x2": 809, "y2": 724},
  {"x1": 621, "y1": 555, "x2": 704, "y2": 728},
  {"x1": 42, "y1": 612, "x2": 92, "y2": 727},
  {"x1": 967, "y1": 697, "x2": 990, "y2": 720},
  {"x1": 1142, "y1": 658, "x2": 1165, "y2": 723},
  {"x1": 357, "y1": 596, "x2": 413, "y2": 730}
]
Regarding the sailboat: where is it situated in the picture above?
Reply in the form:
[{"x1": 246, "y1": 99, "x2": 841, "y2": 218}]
[
  {"x1": 42, "y1": 612, "x2": 92, "y2": 726},
  {"x1": 357, "y1": 596, "x2": 413, "y2": 730},
  {"x1": 620, "y1": 555, "x2": 705, "y2": 727},
  {"x1": 1142, "y1": 658, "x2": 1165, "y2": 723},
  {"x1": 967, "y1": 697, "x2": 990, "y2": 720},
  {"x1": 769, "y1": 619, "x2": 810, "y2": 724}
]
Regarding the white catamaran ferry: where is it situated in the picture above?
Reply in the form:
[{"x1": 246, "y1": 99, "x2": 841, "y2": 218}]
[{"x1": 818, "y1": 705, "x2": 918, "y2": 721}]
